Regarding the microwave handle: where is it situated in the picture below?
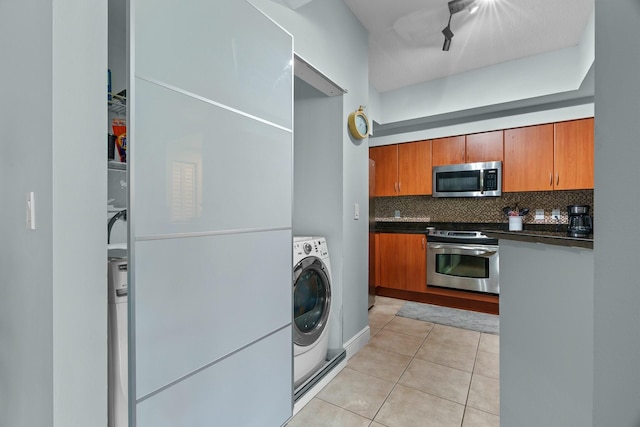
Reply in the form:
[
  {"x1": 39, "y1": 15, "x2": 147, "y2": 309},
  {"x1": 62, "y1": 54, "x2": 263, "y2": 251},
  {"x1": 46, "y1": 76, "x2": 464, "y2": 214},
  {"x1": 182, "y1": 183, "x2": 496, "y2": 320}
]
[{"x1": 479, "y1": 170, "x2": 484, "y2": 195}]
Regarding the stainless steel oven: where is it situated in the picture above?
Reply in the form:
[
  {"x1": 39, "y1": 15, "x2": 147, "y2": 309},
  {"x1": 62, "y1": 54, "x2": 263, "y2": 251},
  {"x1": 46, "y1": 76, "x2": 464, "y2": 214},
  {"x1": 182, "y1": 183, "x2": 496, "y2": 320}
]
[{"x1": 427, "y1": 230, "x2": 499, "y2": 294}]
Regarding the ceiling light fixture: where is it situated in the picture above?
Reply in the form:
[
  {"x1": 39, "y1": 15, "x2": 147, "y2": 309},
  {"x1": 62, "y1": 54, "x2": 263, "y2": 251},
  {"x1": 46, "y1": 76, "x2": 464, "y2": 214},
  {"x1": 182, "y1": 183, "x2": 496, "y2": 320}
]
[
  {"x1": 442, "y1": 14, "x2": 454, "y2": 51},
  {"x1": 448, "y1": 0, "x2": 478, "y2": 14},
  {"x1": 442, "y1": 0, "x2": 478, "y2": 51}
]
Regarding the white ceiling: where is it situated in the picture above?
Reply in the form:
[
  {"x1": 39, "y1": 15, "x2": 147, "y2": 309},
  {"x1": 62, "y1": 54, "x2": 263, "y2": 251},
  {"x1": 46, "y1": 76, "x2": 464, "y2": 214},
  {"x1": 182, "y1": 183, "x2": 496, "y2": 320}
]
[{"x1": 343, "y1": 0, "x2": 594, "y2": 93}]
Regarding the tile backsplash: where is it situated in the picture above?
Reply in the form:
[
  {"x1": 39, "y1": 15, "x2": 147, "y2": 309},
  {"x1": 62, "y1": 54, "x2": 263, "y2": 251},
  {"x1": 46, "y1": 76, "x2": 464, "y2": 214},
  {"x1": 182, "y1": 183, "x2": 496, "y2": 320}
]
[{"x1": 375, "y1": 190, "x2": 594, "y2": 225}]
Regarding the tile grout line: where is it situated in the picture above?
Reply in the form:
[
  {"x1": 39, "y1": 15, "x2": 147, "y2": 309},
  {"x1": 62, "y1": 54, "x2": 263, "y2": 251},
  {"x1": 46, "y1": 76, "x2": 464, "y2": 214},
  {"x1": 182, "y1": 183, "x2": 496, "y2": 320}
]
[
  {"x1": 460, "y1": 335, "x2": 481, "y2": 426},
  {"x1": 391, "y1": 321, "x2": 482, "y2": 424},
  {"x1": 315, "y1": 300, "x2": 412, "y2": 425},
  {"x1": 312, "y1": 394, "x2": 378, "y2": 423},
  {"x1": 367, "y1": 314, "x2": 433, "y2": 425},
  {"x1": 384, "y1": 303, "x2": 491, "y2": 426},
  {"x1": 362, "y1": 299, "x2": 499, "y2": 425}
]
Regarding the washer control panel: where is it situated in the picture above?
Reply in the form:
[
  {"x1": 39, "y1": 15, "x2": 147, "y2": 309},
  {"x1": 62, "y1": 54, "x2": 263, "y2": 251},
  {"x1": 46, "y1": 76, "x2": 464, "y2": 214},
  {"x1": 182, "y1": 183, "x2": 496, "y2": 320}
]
[{"x1": 293, "y1": 237, "x2": 329, "y2": 259}]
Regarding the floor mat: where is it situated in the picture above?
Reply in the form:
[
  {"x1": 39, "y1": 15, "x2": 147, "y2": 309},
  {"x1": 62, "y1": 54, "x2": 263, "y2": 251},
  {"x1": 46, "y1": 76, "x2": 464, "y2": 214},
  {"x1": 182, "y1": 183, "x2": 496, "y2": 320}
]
[{"x1": 396, "y1": 301, "x2": 499, "y2": 335}]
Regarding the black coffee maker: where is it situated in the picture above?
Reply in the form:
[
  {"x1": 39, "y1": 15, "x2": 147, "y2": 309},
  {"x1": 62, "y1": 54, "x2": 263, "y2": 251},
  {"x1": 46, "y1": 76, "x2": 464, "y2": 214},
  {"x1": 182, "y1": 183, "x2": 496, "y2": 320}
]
[{"x1": 567, "y1": 205, "x2": 593, "y2": 237}]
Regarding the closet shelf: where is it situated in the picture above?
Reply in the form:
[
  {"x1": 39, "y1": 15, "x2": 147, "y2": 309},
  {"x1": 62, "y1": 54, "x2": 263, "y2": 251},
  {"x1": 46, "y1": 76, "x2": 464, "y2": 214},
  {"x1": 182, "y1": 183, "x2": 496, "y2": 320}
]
[{"x1": 108, "y1": 93, "x2": 127, "y2": 115}]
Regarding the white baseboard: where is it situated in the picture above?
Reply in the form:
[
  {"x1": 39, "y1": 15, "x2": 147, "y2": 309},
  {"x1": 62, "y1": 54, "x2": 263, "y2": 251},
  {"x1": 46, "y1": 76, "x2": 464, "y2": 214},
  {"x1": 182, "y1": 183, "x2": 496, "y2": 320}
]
[
  {"x1": 292, "y1": 325, "x2": 371, "y2": 416},
  {"x1": 293, "y1": 357, "x2": 346, "y2": 416},
  {"x1": 343, "y1": 325, "x2": 370, "y2": 360}
]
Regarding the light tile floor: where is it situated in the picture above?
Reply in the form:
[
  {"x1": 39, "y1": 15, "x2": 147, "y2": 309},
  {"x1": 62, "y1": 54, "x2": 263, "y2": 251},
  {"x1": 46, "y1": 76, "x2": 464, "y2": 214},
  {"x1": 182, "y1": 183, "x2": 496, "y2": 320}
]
[{"x1": 287, "y1": 296, "x2": 500, "y2": 427}]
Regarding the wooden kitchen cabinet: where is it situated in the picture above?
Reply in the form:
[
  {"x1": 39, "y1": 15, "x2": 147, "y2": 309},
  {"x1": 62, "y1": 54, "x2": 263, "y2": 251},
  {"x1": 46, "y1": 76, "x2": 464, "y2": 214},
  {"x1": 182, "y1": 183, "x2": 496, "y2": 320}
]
[
  {"x1": 504, "y1": 119, "x2": 594, "y2": 192},
  {"x1": 378, "y1": 233, "x2": 427, "y2": 293},
  {"x1": 369, "y1": 144, "x2": 398, "y2": 196},
  {"x1": 432, "y1": 131, "x2": 503, "y2": 166},
  {"x1": 504, "y1": 124, "x2": 555, "y2": 192},
  {"x1": 398, "y1": 140, "x2": 432, "y2": 195},
  {"x1": 465, "y1": 130, "x2": 504, "y2": 163},
  {"x1": 369, "y1": 140, "x2": 432, "y2": 196},
  {"x1": 432, "y1": 136, "x2": 465, "y2": 166},
  {"x1": 554, "y1": 118, "x2": 594, "y2": 190}
]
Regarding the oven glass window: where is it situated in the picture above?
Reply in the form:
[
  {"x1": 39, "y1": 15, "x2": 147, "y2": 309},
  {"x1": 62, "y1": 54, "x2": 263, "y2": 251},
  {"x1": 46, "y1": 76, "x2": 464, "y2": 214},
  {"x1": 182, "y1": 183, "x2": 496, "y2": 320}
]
[
  {"x1": 294, "y1": 268, "x2": 328, "y2": 333},
  {"x1": 435, "y1": 254, "x2": 489, "y2": 279}
]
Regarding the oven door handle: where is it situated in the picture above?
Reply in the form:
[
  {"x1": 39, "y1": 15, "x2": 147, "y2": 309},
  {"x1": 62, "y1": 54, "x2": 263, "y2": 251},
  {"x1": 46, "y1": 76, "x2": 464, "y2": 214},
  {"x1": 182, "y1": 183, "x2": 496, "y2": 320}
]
[{"x1": 428, "y1": 244, "x2": 497, "y2": 257}]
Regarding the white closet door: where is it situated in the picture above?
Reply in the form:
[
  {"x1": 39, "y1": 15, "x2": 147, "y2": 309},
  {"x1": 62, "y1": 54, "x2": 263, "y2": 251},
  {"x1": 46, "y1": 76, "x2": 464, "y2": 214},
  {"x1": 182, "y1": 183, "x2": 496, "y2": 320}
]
[{"x1": 128, "y1": 1, "x2": 293, "y2": 425}]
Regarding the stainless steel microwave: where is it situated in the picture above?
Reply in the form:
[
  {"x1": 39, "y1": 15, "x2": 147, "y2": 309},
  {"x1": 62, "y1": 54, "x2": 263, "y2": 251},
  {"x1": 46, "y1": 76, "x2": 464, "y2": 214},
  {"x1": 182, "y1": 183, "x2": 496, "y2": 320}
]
[{"x1": 432, "y1": 161, "x2": 502, "y2": 197}]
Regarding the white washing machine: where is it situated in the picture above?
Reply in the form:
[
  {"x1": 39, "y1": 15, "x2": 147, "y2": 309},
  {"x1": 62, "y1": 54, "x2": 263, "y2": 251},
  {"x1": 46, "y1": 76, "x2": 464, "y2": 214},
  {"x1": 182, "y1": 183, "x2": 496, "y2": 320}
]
[
  {"x1": 107, "y1": 257, "x2": 128, "y2": 427},
  {"x1": 293, "y1": 236, "x2": 332, "y2": 387}
]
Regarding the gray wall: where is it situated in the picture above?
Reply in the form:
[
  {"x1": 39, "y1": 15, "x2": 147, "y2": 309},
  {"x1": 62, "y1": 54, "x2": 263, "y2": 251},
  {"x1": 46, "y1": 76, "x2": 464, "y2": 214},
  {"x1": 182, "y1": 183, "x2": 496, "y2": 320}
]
[
  {"x1": 251, "y1": 0, "x2": 371, "y2": 347},
  {"x1": 593, "y1": 0, "x2": 640, "y2": 425},
  {"x1": 500, "y1": 241, "x2": 593, "y2": 426},
  {"x1": 0, "y1": 2, "x2": 54, "y2": 424},
  {"x1": 0, "y1": 0, "x2": 107, "y2": 425},
  {"x1": 293, "y1": 78, "x2": 345, "y2": 348}
]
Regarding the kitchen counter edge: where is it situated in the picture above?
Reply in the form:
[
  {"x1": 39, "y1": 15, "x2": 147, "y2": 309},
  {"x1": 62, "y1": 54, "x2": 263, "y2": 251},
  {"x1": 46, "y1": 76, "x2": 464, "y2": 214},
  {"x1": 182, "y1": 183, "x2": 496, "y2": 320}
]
[
  {"x1": 373, "y1": 221, "x2": 593, "y2": 249},
  {"x1": 482, "y1": 230, "x2": 593, "y2": 249}
]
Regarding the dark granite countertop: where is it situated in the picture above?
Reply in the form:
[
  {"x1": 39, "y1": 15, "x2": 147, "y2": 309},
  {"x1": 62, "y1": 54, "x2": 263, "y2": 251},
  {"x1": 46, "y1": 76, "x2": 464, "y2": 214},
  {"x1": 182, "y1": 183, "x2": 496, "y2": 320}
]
[
  {"x1": 374, "y1": 221, "x2": 514, "y2": 233},
  {"x1": 374, "y1": 221, "x2": 434, "y2": 233},
  {"x1": 374, "y1": 220, "x2": 593, "y2": 249},
  {"x1": 483, "y1": 229, "x2": 593, "y2": 249}
]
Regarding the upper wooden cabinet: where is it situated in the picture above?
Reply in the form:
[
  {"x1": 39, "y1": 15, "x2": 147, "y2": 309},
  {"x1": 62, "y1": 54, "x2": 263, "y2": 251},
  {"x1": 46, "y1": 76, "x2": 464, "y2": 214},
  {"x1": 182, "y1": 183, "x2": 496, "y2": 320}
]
[
  {"x1": 369, "y1": 144, "x2": 398, "y2": 196},
  {"x1": 432, "y1": 131, "x2": 503, "y2": 166},
  {"x1": 369, "y1": 140, "x2": 432, "y2": 196},
  {"x1": 504, "y1": 119, "x2": 594, "y2": 192},
  {"x1": 504, "y1": 124, "x2": 554, "y2": 192},
  {"x1": 372, "y1": 118, "x2": 593, "y2": 196},
  {"x1": 398, "y1": 140, "x2": 432, "y2": 195},
  {"x1": 432, "y1": 136, "x2": 465, "y2": 166},
  {"x1": 554, "y1": 118, "x2": 594, "y2": 190},
  {"x1": 378, "y1": 233, "x2": 427, "y2": 293},
  {"x1": 465, "y1": 130, "x2": 504, "y2": 163}
]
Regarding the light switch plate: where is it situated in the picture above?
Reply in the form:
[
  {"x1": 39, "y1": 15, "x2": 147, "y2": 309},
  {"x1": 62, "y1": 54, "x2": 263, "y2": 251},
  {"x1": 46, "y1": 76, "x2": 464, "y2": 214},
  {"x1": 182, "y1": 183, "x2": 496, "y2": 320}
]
[
  {"x1": 26, "y1": 191, "x2": 36, "y2": 229},
  {"x1": 394, "y1": 210, "x2": 400, "y2": 219},
  {"x1": 535, "y1": 209, "x2": 544, "y2": 220},
  {"x1": 354, "y1": 203, "x2": 360, "y2": 220},
  {"x1": 552, "y1": 208, "x2": 561, "y2": 219}
]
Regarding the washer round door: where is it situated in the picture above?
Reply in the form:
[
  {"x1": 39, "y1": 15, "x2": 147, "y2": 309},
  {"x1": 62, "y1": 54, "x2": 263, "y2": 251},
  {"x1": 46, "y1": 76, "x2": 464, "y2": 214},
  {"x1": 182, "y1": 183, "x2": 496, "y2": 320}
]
[{"x1": 293, "y1": 256, "x2": 331, "y2": 347}]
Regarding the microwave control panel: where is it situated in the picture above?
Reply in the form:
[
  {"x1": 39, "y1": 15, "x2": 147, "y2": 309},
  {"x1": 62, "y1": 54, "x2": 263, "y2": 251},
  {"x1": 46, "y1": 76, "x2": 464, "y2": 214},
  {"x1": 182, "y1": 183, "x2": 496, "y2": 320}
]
[{"x1": 484, "y1": 169, "x2": 498, "y2": 191}]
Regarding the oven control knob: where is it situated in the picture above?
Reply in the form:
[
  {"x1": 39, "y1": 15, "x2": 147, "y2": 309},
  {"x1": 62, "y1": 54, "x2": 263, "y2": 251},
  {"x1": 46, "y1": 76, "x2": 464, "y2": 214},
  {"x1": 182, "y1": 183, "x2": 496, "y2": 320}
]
[{"x1": 303, "y1": 243, "x2": 312, "y2": 254}]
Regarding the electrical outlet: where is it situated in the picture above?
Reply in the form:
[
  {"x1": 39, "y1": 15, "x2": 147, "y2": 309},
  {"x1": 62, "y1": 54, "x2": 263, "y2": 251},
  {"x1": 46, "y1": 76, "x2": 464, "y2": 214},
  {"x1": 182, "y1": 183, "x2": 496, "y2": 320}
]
[
  {"x1": 394, "y1": 210, "x2": 401, "y2": 219},
  {"x1": 535, "y1": 209, "x2": 544, "y2": 220},
  {"x1": 552, "y1": 208, "x2": 561, "y2": 219}
]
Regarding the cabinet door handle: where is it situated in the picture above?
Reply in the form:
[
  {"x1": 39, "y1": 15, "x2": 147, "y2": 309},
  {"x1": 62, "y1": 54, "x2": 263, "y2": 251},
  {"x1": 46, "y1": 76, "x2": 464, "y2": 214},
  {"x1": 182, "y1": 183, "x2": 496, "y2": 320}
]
[
  {"x1": 556, "y1": 173, "x2": 559, "y2": 186},
  {"x1": 422, "y1": 237, "x2": 425, "y2": 250},
  {"x1": 549, "y1": 173, "x2": 553, "y2": 186},
  {"x1": 398, "y1": 182, "x2": 401, "y2": 193},
  {"x1": 394, "y1": 182, "x2": 398, "y2": 193}
]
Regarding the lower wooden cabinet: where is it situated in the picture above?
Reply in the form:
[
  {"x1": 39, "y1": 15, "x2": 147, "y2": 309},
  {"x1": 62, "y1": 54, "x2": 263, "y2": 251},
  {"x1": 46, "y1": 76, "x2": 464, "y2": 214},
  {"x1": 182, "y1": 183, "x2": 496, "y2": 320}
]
[{"x1": 378, "y1": 233, "x2": 427, "y2": 293}]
